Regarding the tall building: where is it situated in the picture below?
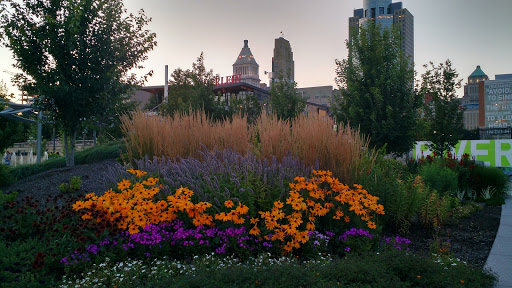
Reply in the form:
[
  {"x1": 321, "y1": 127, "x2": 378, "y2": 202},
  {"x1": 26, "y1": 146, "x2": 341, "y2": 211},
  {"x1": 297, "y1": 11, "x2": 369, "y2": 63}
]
[
  {"x1": 233, "y1": 40, "x2": 260, "y2": 87},
  {"x1": 462, "y1": 65, "x2": 489, "y2": 130},
  {"x1": 271, "y1": 37, "x2": 294, "y2": 84},
  {"x1": 349, "y1": 0, "x2": 414, "y2": 63}
]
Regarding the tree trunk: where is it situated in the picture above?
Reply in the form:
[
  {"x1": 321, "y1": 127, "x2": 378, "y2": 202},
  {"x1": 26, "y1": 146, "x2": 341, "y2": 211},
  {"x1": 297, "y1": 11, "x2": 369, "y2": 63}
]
[
  {"x1": 69, "y1": 130, "x2": 76, "y2": 167},
  {"x1": 64, "y1": 130, "x2": 77, "y2": 167},
  {"x1": 64, "y1": 132, "x2": 70, "y2": 166}
]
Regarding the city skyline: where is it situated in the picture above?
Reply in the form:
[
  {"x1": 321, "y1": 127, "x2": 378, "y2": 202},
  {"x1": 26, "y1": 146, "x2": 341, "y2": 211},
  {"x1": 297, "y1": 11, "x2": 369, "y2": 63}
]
[{"x1": 1, "y1": 0, "x2": 511, "y2": 100}]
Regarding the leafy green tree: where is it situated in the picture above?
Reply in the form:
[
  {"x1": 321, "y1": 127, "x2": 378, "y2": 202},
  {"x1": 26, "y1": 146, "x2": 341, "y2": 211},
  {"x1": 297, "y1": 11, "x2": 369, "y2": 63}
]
[
  {"x1": 229, "y1": 92, "x2": 262, "y2": 124},
  {"x1": 333, "y1": 22, "x2": 420, "y2": 155},
  {"x1": 268, "y1": 74, "x2": 305, "y2": 121},
  {"x1": 0, "y1": 80, "x2": 27, "y2": 153},
  {"x1": 419, "y1": 60, "x2": 464, "y2": 156},
  {"x1": 160, "y1": 53, "x2": 226, "y2": 120},
  {"x1": 1, "y1": 0, "x2": 156, "y2": 166}
]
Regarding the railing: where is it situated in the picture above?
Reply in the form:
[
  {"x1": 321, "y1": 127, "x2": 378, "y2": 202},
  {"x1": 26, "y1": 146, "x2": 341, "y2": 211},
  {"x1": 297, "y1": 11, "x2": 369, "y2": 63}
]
[
  {"x1": 3, "y1": 140, "x2": 96, "y2": 167},
  {"x1": 2, "y1": 151, "x2": 49, "y2": 167}
]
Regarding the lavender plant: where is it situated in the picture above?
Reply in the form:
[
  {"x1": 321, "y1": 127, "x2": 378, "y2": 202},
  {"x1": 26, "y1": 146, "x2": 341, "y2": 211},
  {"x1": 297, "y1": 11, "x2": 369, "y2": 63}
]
[{"x1": 102, "y1": 146, "x2": 318, "y2": 214}]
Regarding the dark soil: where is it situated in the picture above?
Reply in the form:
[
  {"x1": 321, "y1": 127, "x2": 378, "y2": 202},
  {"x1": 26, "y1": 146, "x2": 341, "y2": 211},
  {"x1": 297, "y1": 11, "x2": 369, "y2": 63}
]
[
  {"x1": 405, "y1": 204, "x2": 501, "y2": 269},
  {"x1": 3, "y1": 160, "x2": 503, "y2": 269}
]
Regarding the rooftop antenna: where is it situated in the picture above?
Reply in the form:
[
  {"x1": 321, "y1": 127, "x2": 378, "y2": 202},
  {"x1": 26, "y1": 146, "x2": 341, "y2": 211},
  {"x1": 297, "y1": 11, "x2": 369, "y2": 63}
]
[{"x1": 164, "y1": 65, "x2": 168, "y2": 103}]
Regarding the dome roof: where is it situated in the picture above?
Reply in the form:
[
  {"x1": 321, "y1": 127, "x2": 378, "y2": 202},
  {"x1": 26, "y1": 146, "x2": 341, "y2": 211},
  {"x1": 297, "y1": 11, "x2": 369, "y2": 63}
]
[
  {"x1": 233, "y1": 40, "x2": 259, "y2": 66},
  {"x1": 469, "y1": 65, "x2": 487, "y2": 78}
]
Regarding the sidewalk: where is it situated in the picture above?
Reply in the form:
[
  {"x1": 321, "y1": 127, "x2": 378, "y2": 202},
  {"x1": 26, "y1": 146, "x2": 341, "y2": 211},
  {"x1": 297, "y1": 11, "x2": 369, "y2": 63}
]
[{"x1": 485, "y1": 196, "x2": 512, "y2": 288}]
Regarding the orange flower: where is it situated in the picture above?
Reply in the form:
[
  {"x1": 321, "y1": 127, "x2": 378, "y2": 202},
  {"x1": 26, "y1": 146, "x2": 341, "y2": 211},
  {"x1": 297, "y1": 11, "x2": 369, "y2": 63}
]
[
  {"x1": 117, "y1": 179, "x2": 131, "y2": 191},
  {"x1": 224, "y1": 200, "x2": 234, "y2": 208},
  {"x1": 367, "y1": 221, "x2": 376, "y2": 229},
  {"x1": 249, "y1": 226, "x2": 260, "y2": 236},
  {"x1": 274, "y1": 200, "x2": 284, "y2": 209}
]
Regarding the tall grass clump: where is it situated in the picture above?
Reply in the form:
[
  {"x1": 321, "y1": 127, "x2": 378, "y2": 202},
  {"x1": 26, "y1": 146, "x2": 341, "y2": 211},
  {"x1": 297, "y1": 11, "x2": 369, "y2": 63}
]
[
  {"x1": 121, "y1": 110, "x2": 249, "y2": 163},
  {"x1": 254, "y1": 113, "x2": 374, "y2": 185}
]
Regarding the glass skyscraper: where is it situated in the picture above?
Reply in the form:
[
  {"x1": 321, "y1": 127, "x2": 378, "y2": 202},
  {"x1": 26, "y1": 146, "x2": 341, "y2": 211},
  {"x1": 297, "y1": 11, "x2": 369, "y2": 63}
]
[{"x1": 349, "y1": 0, "x2": 414, "y2": 63}]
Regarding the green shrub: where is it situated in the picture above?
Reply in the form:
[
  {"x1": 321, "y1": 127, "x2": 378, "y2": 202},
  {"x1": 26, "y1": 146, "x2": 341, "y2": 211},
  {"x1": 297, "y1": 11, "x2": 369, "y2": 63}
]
[
  {"x1": 420, "y1": 191, "x2": 454, "y2": 228},
  {"x1": 58, "y1": 176, "x2": 82, "y2": 194},
  {"x1": 419, "y1": 162, "x2": 458, "y2": 196},
  {"x1": 8, "y1": 141, "x2": 125, "y2": 184},
  {"x1": 389, "y1": 175, "x2": 429, "y2": 234},
  {"x1": 472, "y1": 166, "x2": 508, "y2": 201},
  {"x1": 355, "y1": 153, "x2": 408, "y2": 227},
  {"x1": 66, "y1": 250, "x2": 494, "y2": 288},
  {"x1": 0, "y1": 190, "x2": 17, "y2": 204},
  {"x1": 0, "y1": 164, "x2": 13, "y2": 188}
]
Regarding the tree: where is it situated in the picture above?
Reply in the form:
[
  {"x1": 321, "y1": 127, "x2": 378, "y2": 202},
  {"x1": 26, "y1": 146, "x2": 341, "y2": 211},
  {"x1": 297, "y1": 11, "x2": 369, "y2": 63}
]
[
  {"x1": 0, "y1": 80, "x2": 27, "y2": 153},
  {"x1": 160, "y1": 53, "x2": 226, "y2": 120},
  {"x1": 332, "y1": 22, "x2": 420, "y2": 155},
  {"x1": 268, "y1": 74, "x2": 306, "y2": 121},
  {"x1": 229, "y1": 92, "x2": 262, "y2": 124},
  {"x1": 1, "y1": 0, "x2": 156, "y2": 166},
  {"x1": 419, "y1": 60, "x2": 464, "y2": 156}
]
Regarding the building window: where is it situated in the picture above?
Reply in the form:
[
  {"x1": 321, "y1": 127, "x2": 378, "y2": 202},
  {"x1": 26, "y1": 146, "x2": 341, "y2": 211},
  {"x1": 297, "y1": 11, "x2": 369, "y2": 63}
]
[
  {"x1": 365, "y1": 9, "x2": 367, "y2": 17},
  {"x1": 379, "y1": 7, "x2": 384, "y2": 15}
]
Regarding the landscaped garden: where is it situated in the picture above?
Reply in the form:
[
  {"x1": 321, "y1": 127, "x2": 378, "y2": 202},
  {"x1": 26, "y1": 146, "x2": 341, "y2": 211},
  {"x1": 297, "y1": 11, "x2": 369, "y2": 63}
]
[{"x1": 0, "y1": 111, "x2": 508, "y2": 287}]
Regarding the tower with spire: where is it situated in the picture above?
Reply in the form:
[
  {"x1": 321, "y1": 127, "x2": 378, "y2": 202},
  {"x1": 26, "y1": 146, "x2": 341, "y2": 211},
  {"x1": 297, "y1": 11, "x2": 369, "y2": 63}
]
[
  {"x1": 462, "y1": 65, "x2": 489, "y2": 130},
  {"x1": 233, "y1": 40, "x2": 260, "y2": 87}
]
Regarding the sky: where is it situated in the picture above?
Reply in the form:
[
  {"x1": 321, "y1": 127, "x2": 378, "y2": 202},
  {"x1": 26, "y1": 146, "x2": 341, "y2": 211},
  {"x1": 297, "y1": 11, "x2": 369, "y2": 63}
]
[{"x1": 1, "y1": 0, "x2": 512, "y2": 101}]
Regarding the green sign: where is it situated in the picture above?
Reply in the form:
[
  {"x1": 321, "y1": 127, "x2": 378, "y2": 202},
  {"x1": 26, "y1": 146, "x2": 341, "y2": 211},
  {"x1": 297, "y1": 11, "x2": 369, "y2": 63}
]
[{"x1": 413, "y1": 140, "x2": 512, "y2": 167}]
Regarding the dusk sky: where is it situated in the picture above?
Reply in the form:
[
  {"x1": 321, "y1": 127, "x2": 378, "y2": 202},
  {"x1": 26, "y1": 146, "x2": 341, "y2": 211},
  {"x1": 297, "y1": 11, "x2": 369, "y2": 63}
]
[{"x1": 1, "y1": 0, "x2": 512, "y2": 100}]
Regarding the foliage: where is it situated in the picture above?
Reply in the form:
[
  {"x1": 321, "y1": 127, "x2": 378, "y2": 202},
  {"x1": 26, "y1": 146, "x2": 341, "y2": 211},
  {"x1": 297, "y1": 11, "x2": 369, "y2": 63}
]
[
  {"x1": 1, "y1": 0, "x2": 156, "y2": 166},
  {"x1": 268, "y1": 74, "x2": 306, "y2": 121},
  {"x1": 419, "y1": 60, "x2": 464, "y2": 156},
  {"x1": 333, "y1": 22, "x2": 420, "y2": 155},
  {"x1": 471, "y1": 165, "x2": 508, "y2": 204},
  {"x1": 159, "y1": 53, "x2": 227, "y2": 121},
  {"x1": 0, "y1": 194, "x2": 120, "y2": 287},
  {"x1": 419, "y1": 162, "x2": 459, "y2": 196},
  {"x1": 59, "y1": 250, "x2": 495, "y2": 288},
  {"x1": 0, "y1": 189, "x2": 17, "y2": 204},
  {"x1": 0, "y1": 80, "x2": 27, "y2": 154},
  {"x1": 419, "y1": 191, "x2": 454, "y2": 228},
  {"x1": 0, "y1": 163, "x2": 13, "y2": 187},
  {"x1": 59, "y1": 176, "x2": 82, "y2": 194},
  {"x1": 408, "y1": 153, "x2": 507, "y2": 204},
  {"x1": 229, "y1": 92, "x2": 262, "y2": 124}
]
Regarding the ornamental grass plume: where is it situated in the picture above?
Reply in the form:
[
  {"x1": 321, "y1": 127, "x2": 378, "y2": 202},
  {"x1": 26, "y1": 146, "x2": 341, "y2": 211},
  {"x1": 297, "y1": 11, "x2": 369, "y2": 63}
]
[
  {"x1": 120, "y1": 110, "x2": 249, "y2": 164},
  {"x1": 253, "y1": 112, "x2": 375, "y2": 185}
]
